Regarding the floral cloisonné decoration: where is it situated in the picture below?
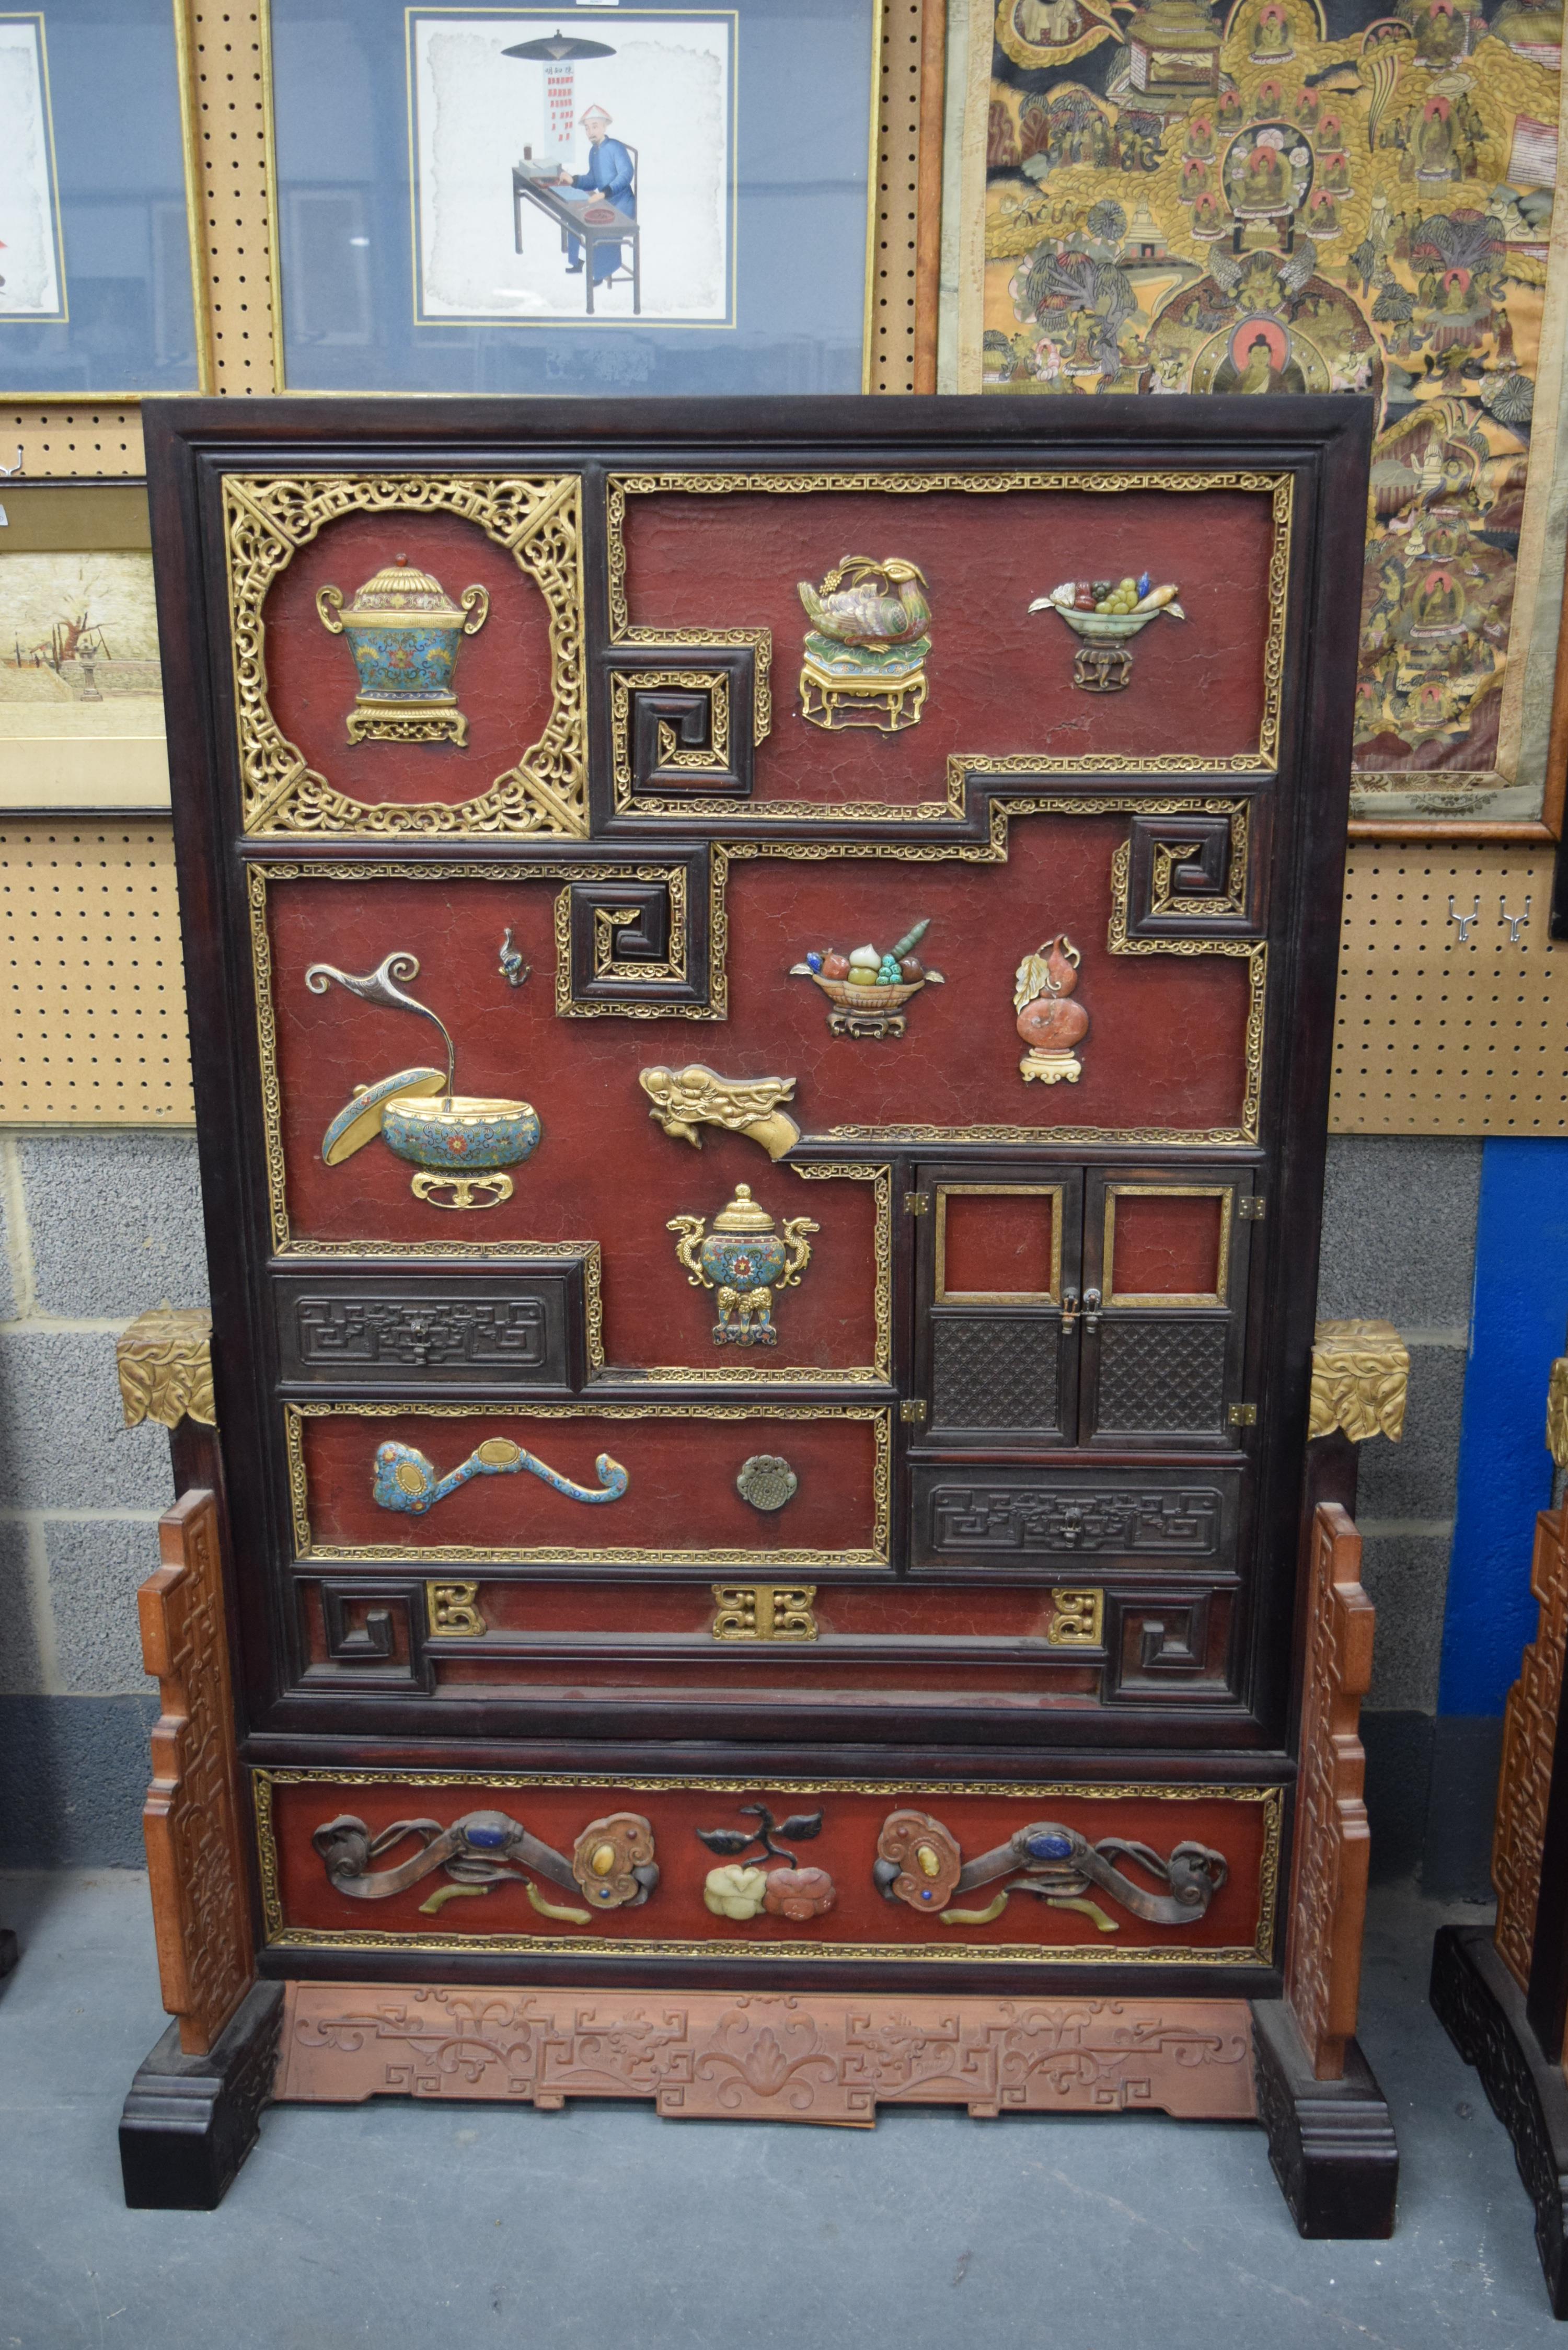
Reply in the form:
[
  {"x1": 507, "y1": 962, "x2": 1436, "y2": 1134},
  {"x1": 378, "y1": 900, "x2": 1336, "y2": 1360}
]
[
  {"x1": 309, "y1": 950, "x2": 540, "y2": 1211},
  {"x1": 798, "y1": 555, "x2": 930, "y2": 732},
  {"x1": 699, "y1": 1803, "x2": 836, "y2": 1922},
  {"x1": 317, "y1": 552, "x2": 489, "y2": 745},
  {"x1": 1028, "y1": 572, "x2": 1184, "y2": 693},
  {"x1": 1014, "y1": 936, "x2": 1089, "y2": 1086},
  {"x1": 790, "y1": 917, "x2": 945, "y2": 1041},
  {"x1": 667, "y1": 1183, "x2": 817, "y2": 1348}
]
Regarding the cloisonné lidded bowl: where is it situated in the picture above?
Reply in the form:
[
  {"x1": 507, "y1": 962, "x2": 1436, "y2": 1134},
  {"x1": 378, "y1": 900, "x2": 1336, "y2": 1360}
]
[
  {"x1": 381, "y1": 1093, "x2": 541, "y2": 1174},
  {"x1": 697, "y1": 1182, "x2": 790, "y2": 1293},
  {"x1": 316, "y1": 552, "x2": 489, "y2": 708}
]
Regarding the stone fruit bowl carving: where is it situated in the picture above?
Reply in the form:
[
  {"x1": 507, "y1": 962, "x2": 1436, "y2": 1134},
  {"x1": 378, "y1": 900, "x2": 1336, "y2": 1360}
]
[
  {"x1": 789, "y1": 918, "x2": 944, "y2": 1038},
  {"x1": 1029, "y1": 571, "x2": 1185, "y2": 642}
]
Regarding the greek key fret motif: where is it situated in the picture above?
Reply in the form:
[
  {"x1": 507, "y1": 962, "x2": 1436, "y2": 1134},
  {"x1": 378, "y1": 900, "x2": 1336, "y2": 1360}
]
[
  {"x1": 929, "y1": 1487, "x2": 1224, "y2": 1557},
  {"x1": 295, "y1": 1298, "x2": 548, "y2": 1370}
]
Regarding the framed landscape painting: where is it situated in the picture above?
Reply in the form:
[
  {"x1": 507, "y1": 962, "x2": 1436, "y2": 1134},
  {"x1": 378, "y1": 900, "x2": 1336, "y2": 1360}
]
[
  {"x1": 266, "y1": 0, "x2": 882, "y2": 393},
  {"x1": 0, "y1": 481, "x2": 168, "y2": 809},
  {"x1": 0, "y1": 1, "x2": 203, "y2": 395}
]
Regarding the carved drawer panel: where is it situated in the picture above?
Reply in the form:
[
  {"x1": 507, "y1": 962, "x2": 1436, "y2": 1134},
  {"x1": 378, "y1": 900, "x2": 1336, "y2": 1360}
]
[
  {"x1": 253, "y1": 1767, "x2": 1283, "y2": 1973},
  {"x1": 909, "y1": 1465, "x2": 1240, "y2": 1576},
  {"x1": 273, "y1": 1266, "x2": 586, "y2": 1391}
]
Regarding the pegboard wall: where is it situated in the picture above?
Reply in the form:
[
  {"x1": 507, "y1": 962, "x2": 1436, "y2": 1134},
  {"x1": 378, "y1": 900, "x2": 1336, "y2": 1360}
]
[
  {"x1": 2, "y1": 10, "x2": 1565, "y2": 1136},
  {"x1": 0, "y1": 825, "x2": 194, "y2": 1126},
  {"x1": 1330, "y1": 848, "x2": 1567, "y2": 1133}
]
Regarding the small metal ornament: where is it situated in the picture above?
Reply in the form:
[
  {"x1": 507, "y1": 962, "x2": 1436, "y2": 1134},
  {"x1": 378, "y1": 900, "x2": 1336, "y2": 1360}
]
[
  {"x1": 735, "y1": 1454, "x2": 798, "y2": 1512},
  {"x1": 498, "y1": 928, "x2": 531, "y2": 987},
  {"x1": 667, "y1": 1183, "x2": 817, "y2": 1347},
  {"x1": 317, "y1": 552, "x2": 489, "y2": 744},
  {"x1": 309, "y1": 949, "x2": 540, "y2": 1210}
]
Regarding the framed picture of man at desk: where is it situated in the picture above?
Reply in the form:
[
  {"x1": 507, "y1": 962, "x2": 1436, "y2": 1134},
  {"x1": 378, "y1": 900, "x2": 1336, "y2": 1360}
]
[{"x1": 264, "y1": 1, "x2": 881, "y2": 394}]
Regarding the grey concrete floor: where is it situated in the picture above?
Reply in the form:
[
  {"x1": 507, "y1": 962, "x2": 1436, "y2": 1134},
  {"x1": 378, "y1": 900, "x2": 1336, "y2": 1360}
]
[{"x1": 0, "y1": 1870, "x2": 1560, "y2": 2348}]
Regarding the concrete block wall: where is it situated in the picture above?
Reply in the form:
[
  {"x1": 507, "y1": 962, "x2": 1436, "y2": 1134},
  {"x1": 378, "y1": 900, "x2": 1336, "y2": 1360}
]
[
  {"x1": 0, "y1": 1125, "x2": 1490, "y2": 1885},
  {"x1": 0, "y1": 1134, "x2": 206, "y2": 1864}
]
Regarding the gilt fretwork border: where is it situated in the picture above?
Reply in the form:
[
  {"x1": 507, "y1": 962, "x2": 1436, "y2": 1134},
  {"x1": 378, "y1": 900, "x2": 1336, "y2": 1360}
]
[
  {"x1": 224, "y1": 474, "x2": 587, "y2": 836},
  {"x1": 606, "y1": 471, "x2": 1292, "y2": 817},
  {"x1": 283, "y1": 1400, "x2": 893, "y2": 1569}
]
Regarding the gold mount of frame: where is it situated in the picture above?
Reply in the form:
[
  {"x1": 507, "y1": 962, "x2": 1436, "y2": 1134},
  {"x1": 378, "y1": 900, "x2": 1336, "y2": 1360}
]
[
  {"x1": 251, "y1": 1767, "x2": 1281, "y2": 1966},
  {"x1": 224, "y1": 474, "x2": 586, "y2": 836},
  {"x1": 709, "y1": 1584, "x2": 819, "y2": 1641},
  {"x1": 1308, "y1": 1321, "x2": 1410, "y2": 1445},
  {"x1": 606, "y1": 473, "x2": 1292, "y2": 817},
  {"x1": 283, "y1": 1402, "x2": 893, "y2": 1570},
  {"x1": 117, "y1": 1305, "x2": 216, "y2": 1429}
]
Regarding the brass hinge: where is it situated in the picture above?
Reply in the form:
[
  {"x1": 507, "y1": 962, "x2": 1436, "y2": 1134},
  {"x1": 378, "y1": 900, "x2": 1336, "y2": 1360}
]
[
  {"x1": 900, "y1": 1398, "x2": 928, "y2": 1423},
  {"x1": 1228, "y1": 1402, "x2": 1258, "y2": 1426},
  {"x1": 1238, "y1": 1195, "x2": 1266, "y2": 1222},
  {"x1": 903, "y1": 1190, "x2": 929, "y2": 1216}
]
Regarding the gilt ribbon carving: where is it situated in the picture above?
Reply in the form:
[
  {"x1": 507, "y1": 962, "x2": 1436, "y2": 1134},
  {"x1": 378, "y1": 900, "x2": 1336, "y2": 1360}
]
[
  {"x1": 1308, "y1": 1319, "x2": 1409, "y2": 1445},
  {"x1": 117, "y1": 1305, "x2": 216, "y2": 1430}
]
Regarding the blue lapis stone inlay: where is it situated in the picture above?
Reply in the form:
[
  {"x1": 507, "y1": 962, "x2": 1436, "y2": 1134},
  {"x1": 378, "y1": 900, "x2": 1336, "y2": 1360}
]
[
  {"x1": 1027, "y1": 1830, "x2": 1074, "y2": 1861},
  {"x1": 465, "y1": 1822, "x2": 508, "y2": 1849}
]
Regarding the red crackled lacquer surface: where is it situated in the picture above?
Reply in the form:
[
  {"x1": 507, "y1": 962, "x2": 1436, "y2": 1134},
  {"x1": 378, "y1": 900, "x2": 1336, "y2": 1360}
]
[
  {"x1": 263, "y1": 821, "x2": 1254, "y2": 1309},
  {"x1": 261, "y1": 1773, "x2": 1277, "y2": 1956},
  {"x1": 622, "y1": 486, "x2": 1278, "y2": 800},
  {"x1": 261, "y1": 511, "x2": 561, "y2": 809},
  {"x1": 296, "y1": 1408, "x2": 883, "y2": 1559}
]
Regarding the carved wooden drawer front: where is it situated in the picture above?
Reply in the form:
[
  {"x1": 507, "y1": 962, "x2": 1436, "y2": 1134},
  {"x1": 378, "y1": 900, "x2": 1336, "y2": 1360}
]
[{"x1": 253, "y1": 1769, "x2": 1283, "y2": 1976}]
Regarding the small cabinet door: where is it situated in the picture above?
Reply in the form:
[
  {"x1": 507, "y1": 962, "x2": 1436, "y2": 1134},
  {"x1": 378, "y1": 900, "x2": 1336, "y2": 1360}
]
[
  {"x1": 1078, "y1": 1166, "x2": 1255, "y2": 1449},
  {"x1": 914, "y1": 1167, "x2": 1085, "y2": 1446}
]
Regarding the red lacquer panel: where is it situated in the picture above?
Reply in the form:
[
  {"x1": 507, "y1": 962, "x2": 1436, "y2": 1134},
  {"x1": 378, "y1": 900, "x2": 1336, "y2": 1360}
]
[
  {"x1": 261, "y1": 510, "x2": 560, "y2": 810},
  {"x1": 941, "y1": 1190, "x2": 1056, "y2": 1297},
  {"x1": 294, "y1": 1408, "x2": 885, "y2": 1562},
  {"x1": 261, "y1": 819, "x2": 1255, "y2": 1263},
  {"x1": 1109, "y1": 1190, "x2": 1228, "y2": 1298},
  {"x1": 261, "y1": 1772, "x2": 1278, "y2": 1959},
  {"x1": 622, "y1": 486, "x2": 1278, "y2": 800}
]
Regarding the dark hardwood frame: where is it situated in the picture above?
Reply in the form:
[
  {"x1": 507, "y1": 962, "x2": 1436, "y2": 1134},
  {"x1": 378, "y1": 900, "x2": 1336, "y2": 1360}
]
[{"x1": 142, "y1": 393, "x2": 1371, "y2": 2017}]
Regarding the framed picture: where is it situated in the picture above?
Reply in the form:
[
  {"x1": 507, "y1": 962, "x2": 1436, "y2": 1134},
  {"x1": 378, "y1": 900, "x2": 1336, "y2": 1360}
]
[
  {"x1": 944, "y1": 0, "x2": 1568, "y2": 837},
  {"x1": 0, "y1": 1, "x2": 204, "y2": 396},
  {"x1": 0, "y1": 480, "x2": 168, "y2": 809},
  {"x1": 264, "y1": 1, "x2": 883, "y2": 394}
]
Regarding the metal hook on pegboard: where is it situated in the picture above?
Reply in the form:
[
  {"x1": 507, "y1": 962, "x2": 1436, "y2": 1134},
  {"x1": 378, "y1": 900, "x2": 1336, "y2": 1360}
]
[
  {"x1": 1448, "y1": 894, "x2": 1481, "y2": 942},
  {"x1": 1501, "y1": 894, "x2": 1532, "y2": 943}
]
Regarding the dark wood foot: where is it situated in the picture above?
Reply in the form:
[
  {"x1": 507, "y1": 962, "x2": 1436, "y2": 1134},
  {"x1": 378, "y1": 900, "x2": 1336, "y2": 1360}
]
[
  {"x1": 1251, "y1": 1999, "x2": 1399, "y2": 2238},
  {"x1": 119, "y1": 1982, "x2": 283, "y2": 2210},
  {"x1": 1431, "y1": 1922, "x2": 1568, "y2": 2315},
  {"x1": 0, "y1": 1926, "x2": 17, "y2": 1981}
]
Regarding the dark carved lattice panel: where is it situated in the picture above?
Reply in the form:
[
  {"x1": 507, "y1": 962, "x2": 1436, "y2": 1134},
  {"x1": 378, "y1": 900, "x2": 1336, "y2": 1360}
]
[
  {"x1": 931, "y1": 1315, "x2": 1059, "y2": 1433},
  {"x1": 1095, "y1": 1320, "x2": 1229, "y2": 1435}
]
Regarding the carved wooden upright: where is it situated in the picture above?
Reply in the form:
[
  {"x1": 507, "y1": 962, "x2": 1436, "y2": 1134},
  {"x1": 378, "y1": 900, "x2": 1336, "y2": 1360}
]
[
  {"x1": 139, "y1": 1490, "x2": 253, "y2": 2054},
  {"x1": 123, "y1": 393, "x2": 1393, "y2": 2222},
  {"x1": 1433, "y1": 1358, "x2": 1568, "y2": 2313}
]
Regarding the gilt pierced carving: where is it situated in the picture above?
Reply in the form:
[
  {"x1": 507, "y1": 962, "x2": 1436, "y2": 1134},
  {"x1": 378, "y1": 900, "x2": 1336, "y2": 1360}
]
[
  {"x1": 224, "y1": 474, "x2": 587, "y2": 836},
  {"x1": 1308, "y1": 1321, "x2": 1410, "y2": 1445},
  {"x1": 139, "y1": 1490, "x2": 253, "y2": 2056},
  {"x1": 1283, "y1": 1502, "x2": 1375, "y2": 2082},
  {"x1": 117, "y1": 1306, "x2": 216, "y2": 1430},
  {"x1": 1493, "y1": 1499, "x2": 1568, "y2": 1991},
  {"x1": 275, "y1": 1985, "x2": 1258, "y2": 2121}
]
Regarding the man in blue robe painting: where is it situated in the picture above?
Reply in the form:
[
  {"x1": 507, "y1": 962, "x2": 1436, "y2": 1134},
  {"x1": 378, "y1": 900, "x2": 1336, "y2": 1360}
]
[{"x1": 563, "y1": 104, "x2": 635, "y2": 283}]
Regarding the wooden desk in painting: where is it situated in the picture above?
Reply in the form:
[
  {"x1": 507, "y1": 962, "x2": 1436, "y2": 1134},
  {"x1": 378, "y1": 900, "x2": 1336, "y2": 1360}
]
[{"x1": 511, "y1": 166, "x2": 640, "y2": 316}]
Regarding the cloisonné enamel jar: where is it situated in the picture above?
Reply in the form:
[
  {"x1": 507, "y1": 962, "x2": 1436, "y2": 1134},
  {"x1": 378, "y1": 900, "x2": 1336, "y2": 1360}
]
[
  {"x1": 668, "y1": 1183, "x2": 818, "y2": 1347},
  {"x1": 316, "y1": 552, "x2": 490, "y2": 745}
]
